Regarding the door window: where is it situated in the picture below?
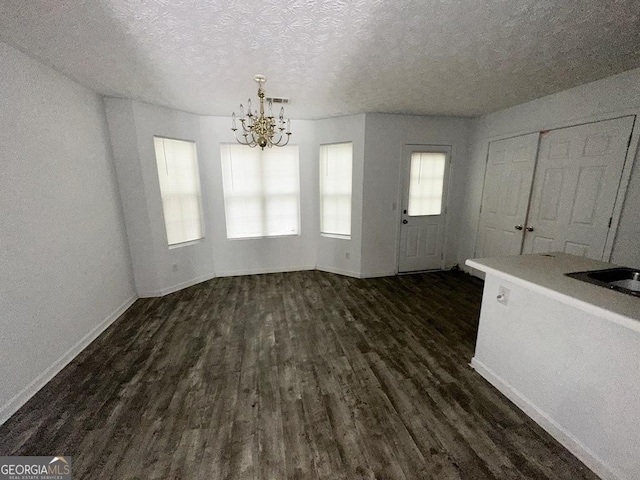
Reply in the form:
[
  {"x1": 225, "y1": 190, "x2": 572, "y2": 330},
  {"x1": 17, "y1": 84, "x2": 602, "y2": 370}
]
[{"x1": 407, "y1": 152, "x2": 446, "y2": 216}]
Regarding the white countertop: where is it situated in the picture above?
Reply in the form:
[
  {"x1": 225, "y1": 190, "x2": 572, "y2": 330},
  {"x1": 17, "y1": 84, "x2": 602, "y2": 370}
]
[{"x1": 466, "y1": 253, "x2": 640, "y2": 332}]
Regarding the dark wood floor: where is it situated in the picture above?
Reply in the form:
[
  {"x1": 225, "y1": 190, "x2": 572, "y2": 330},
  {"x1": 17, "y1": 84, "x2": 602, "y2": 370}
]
[{"x1": 0, "y1": 271, "x2": 598, "y2": 479}]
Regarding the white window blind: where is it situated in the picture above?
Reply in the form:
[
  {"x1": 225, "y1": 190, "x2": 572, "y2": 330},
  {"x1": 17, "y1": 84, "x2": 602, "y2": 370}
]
[
  {"x1": 319, "y1": 142, "x2": 353, "y2": 237},
  {"x1": 153, "y1": 137, "x2": 204, "y2": 246},
  {"x1": 407, "y1": 152, "x2": 446, "y2": 216},
  {"x1": 220, "y1": 144, "x2": 300, "y2": 239}
]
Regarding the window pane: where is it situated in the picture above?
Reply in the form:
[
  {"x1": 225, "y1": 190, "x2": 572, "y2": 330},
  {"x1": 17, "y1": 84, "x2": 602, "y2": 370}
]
[
  {"x1": 265, "y1": 194, "x2": 299, "y2": 236},
  {"x1": 220, "y1": 144, "x2": 300, "y2": 239},
  {"x1": 225, "y1": 196, "x2": 264, "y2": 238},
  {"x1": 320, "y1": 143, "x2": 353, "y2": 236},
  {"x1": 154, "y1": 137, "x2": 204, "y2": 245},
  {"x1": 407, "y1": 152, "x2": 446, "y2": 216}
]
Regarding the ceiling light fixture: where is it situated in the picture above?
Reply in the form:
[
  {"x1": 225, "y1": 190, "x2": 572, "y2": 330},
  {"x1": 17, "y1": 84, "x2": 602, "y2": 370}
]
[{"x1": 231, "y1": 74, "x2": 291, "y2": 149}]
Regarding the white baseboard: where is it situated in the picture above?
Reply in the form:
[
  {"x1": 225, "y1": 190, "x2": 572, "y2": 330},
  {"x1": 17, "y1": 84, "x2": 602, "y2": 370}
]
[
  {"x1": 214, "y1": 265, "x2": 315, "y2": 279},
  {"x1": 315, "y1": 265, "x2": 362, "y2": 278},
  {"x1": 138, "y1": 273, "x2": 217, "y2": 298},
  {"x1": 359, "y1": 270, "x2": 397, "y2": 279},
  {"x1": 471, "y1": 358, "x2": 622, "y2": 480},
  {"x1": 0, "y1": 295, "x2": 137, "y2": 426}
]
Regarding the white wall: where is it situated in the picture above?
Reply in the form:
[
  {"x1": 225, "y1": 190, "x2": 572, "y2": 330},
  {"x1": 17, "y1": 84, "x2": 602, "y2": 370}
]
[
  {"x1": 473, "y1": 273, "x2": 640, "y2": 480},
  {"x1": 106, "y1": 100, "x2": 318, "y2": 291},
  {"x1": 198, "y1": 116, "x2": 318, "y2": 277},
  {"x1": 459, "y1": 67, "x2": 640, "y2": 270},
  {"x1": 105, "y1": 100, "x2": 217, "y2": 296},
  {"x1": 109, "y1": 107, "x2": 474, "y2": 289},
  {"x1": 104, "y1": 99, "x2": 159, "y2": 294},
  {"x1": 315, "y1": 115, "x2": 366, "y2": 277},
  {"x1": 362, "y1": 114, "x2": 472, "y2": 276},
  {"x1": 0, "y1": 42, "x2": 136, "y2": 423}
]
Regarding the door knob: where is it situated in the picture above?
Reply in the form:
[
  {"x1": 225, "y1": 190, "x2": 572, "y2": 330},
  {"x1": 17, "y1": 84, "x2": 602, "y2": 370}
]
[
  {"x1": 526, "y1": 226, "x2": 534, "y2": 232},
  {"x1": 402, "y1": 219, "x2": 408, "y2": 224},
  {"x1": 515, "y1": 225, "x2": 523, "y2": 230}
]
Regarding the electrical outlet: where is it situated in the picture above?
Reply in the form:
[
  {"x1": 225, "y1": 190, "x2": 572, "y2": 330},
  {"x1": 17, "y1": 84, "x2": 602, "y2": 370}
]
[
  {"x1": 497, "y1": 285, "x2": 510, "y2": 305},
  {"x1": 345, "y1": 252, "x2": 350, "y2": 260},
  {"x1": 172, "y1": 263, "x2": 179, "y2": 272}
]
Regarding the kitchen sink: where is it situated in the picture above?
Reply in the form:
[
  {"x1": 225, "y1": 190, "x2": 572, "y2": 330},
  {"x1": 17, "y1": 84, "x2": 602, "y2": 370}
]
[{"x1": 566, "y1": 267, "x2": 640, "y2": 297}]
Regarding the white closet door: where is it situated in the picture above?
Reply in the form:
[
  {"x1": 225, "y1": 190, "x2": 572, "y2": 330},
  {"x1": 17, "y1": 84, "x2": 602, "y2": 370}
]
[
  {"x1": 522, "y1": 116, "x2": 634, "y2": 259},
  {"x1": 475, "y1": 133, "x2": 539, "y2": 258}
]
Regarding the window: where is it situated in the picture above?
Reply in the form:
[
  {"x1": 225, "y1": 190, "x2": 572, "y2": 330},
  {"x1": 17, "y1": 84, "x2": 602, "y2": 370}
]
[
  {"x1": 407, "y1": 152, "x2": 446, "y2": 216},
  {"x1": 153, "y1": 137, "x2": 204, "y2": 246},
  {"x1": 220, "y1": 144, "x2": 300, "y2": 239},
  {"x1": 319, "y1": 142, "x2": 353, "y2": 237}
]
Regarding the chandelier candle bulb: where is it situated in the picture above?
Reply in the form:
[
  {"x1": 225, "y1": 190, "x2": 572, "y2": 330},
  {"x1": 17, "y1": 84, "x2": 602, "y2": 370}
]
[{"x1": 231, "y1": 112, "x2": 236, "y2": 129}]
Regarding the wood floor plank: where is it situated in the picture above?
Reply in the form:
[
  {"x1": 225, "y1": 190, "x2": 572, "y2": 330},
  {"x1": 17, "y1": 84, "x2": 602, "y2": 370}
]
[{"x1": 0, "y1": 270, "x2": 600, "y2": 480}]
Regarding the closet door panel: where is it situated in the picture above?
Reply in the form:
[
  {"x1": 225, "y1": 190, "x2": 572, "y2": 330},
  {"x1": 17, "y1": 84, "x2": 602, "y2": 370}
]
[
  {"x1": 522, "y1": 116, "x2": 635, "y2": 260},
  {"x1": 475, "y1": 133, "x2": 539, "y2": 258}
]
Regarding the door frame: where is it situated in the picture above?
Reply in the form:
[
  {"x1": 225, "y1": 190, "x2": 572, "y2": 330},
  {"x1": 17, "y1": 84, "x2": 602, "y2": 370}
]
[{"x1": 397, "y1": 144, "x2": 453, "y2": 273}]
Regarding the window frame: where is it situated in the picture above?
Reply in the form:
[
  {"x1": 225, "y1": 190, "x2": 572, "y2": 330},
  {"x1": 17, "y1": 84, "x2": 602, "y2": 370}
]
[
  {"x1": 153, "y1": 136, "x2": 206, "y2": 248},
  {"x1": 220, "y1": 143, "x2": 301, "y2": 240},
  {"x1": 319, "y1": 141, "x2": 353, "y2": 239}
]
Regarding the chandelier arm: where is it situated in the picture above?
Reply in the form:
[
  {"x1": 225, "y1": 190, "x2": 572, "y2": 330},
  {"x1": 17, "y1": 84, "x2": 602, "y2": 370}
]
[
  {"x1": 279, "y1": 133, "x2": 291, "y2": 147},
  {"x1": 271, "y1": 130, "x2": 283, "y2": 147},
  {"x1": 270, "y1": 131, "x2": 284, "y2": 146},
  {"x1": 233, "y1": 129, "x2": 253, "y2": 146}
]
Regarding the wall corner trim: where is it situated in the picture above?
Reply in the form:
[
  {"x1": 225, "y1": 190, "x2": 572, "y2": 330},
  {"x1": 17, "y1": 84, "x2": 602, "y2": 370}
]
[{"x1": 0, "y1": 295, "x2": 138, "y2": 427}]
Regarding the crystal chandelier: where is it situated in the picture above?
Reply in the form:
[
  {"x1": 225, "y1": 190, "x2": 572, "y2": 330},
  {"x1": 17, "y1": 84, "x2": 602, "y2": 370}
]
[{"x1": 231, "y1": 74, "x2": 291, "y2": 149}]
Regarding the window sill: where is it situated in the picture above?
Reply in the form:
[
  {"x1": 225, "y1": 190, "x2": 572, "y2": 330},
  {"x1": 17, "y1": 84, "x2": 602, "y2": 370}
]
[
  {"x1": 321, "y1": 233, "x2": 351, "y2": 240},
  {"x1": 227, "y1": 233, "x2": 300, "y2": 241},
  {"x1": 168, "y1": 238, "x2": 205, "y2": 249}
]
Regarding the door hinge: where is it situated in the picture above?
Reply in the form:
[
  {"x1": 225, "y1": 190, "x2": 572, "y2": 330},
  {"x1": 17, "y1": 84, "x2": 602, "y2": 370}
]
[{"x1": 608, "y1": 217, "x2": 613, "y2": 228}]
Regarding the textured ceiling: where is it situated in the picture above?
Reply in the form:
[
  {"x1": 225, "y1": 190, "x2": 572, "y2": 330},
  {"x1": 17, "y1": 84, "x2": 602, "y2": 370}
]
[{"x1": 1, "y1": 0, "x2": 639, "y2": 119}]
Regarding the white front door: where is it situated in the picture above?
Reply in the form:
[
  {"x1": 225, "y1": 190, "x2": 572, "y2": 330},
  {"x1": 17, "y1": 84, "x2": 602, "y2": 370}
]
[
  {"x1": 398, "y1": 145, "x2": 451, "y2": 273},
  {"x1": 522, "y1": 116, "x2": 634, "y2": 259},
  {"x1": 475, "y1": 133, "x2": 540, "y2": 258}
]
